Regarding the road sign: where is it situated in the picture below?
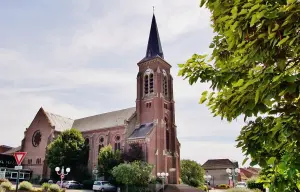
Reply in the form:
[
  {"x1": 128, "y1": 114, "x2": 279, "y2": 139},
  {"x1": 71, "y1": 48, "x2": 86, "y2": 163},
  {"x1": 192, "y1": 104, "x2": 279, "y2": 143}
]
[
  {"x1": 13, "y1": 152, "x2": 27, "y2": 166},
  {"x1": 14, "y1": 166, "x2": 23, "y2": 170},
  {"x1": 60, "y1": 175, "x2": 64, "y2": 179}
]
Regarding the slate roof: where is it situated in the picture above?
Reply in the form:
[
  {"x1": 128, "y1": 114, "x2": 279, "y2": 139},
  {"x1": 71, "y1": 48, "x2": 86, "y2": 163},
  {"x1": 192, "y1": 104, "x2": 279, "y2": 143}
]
[
  {"x1": 42, "y1": 107, "x2": 136, "y2": 133},
  {"x1": 139, "y1": 14, "x2": 164, "y2": 63},
  {"x1": 202, "y1": 159, "x2": 237, "y2": 169},
  {"x1": 44, "y1": 111, "x2": 74, "y2": 132},
  {"x1": 72, "y1": 107, "x2": 136, "y2": 132},
  {"x1": 128, "y1": 122, "x2": 154, "y2": 139}
]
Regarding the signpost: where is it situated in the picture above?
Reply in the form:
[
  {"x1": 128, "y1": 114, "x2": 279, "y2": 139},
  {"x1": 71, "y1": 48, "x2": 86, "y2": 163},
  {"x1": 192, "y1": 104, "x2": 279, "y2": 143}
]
[{"x1": 13, "y1": 152, "x2": 27, "y2": 192}]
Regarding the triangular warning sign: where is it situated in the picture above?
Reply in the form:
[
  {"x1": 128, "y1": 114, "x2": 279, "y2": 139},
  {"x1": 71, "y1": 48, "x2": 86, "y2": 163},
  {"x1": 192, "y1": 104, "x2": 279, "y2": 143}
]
[{"x1": 14, "y1": 152, "x2": 27, "y2": 165}]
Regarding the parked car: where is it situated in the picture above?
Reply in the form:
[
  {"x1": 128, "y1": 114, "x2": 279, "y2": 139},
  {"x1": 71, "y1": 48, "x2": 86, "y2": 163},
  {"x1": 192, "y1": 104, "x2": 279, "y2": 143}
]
[
  {"x1": 236, "y1": 181, "x2": 247, "y2": 188},
  {"x1": 93, "y1": 181, "x2": 117, "y2": 192},
  {"x1": 64, "y1": 180, "x2": 83, "y2": 189}
]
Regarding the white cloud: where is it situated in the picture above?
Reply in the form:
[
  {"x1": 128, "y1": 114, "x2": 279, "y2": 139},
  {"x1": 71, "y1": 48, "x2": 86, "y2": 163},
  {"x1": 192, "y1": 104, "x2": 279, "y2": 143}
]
[{"x1": 0, "y1": 0, "x2": 247, "y2": 166}]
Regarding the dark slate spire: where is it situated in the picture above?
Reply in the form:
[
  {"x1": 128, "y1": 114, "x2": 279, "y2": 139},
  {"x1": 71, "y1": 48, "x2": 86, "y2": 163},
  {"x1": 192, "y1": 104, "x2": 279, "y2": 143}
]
[{"x1": 145, "y1": 14, "x2": 164, "y2": 59}]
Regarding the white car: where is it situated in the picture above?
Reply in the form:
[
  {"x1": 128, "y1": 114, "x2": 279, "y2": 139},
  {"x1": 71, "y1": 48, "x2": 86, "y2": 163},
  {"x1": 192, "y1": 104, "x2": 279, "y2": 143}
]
[
  {"x1": 92, "y1": 181, "x2": 117, "y2": 192},
  {"x1": 236, "y1": 181, "x2": 247, "y2": 188}
]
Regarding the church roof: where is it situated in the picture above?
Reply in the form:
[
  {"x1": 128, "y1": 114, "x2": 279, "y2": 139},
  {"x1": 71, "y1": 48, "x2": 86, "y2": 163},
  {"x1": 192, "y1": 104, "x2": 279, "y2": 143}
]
[
  {"x1": 43, "y1": 107, "x2": 136, "y2": 133},
  {"x1": 73, "y1": 107, "x2": 136, "y2": 132},
  {"x1": 128, "y1": 122, "x2": 154, "y2": 139},
  {"x1": 140, "y1": 14, "x2": 164, "y2": 62},
  {"x1": 44, "y1": 111, "x2": 74, "y2": 132}
]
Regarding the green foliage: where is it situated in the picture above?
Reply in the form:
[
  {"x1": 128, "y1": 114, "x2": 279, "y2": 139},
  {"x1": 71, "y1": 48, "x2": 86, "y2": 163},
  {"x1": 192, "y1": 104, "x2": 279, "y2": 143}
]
[
  {"x1": 121, "y1": 143, "x2": 144, "y2": 162},
  {"x1": 0, "y1": 179, "x2": 8, "y2": 184},
  {"x1": 41, "y1": 183, "x2": 51, "y2": 191},
  {"x1": 0, "y1": 181, "x2": 12, "y2": 190},
  {"x1": 178, "y1": 0, "x2": 300, "y2": 191},
  {"x1": 46, "y1": 128, "x2": 89, "y2": 181},
  {"x1": 180, "y1": 159, "x2": 205, "y2": 187},
  {"x1": 217, "y1": 184, "x2": 230, "y2": 189},
  {"x1": 19, "y1": 181, "x2": 33, "y2": 191},
  {"x1": 48, "y1": 184, "x2": 60, "y2": 192},
  {"x1": 82, "y1": 180, "x2": 95, "y2": 190},
  {"x1": 226, "y1": 188, "x2": 254, "y2": 192},
  {"x1": 98, "y1": 145, "x2": 122, "y2": 180},
  {"x1": 0, "y1": 187, "x2": 4, "y2": 192},
  {"x1": 247, "y1": 177, "x2": 264, "y2": 191},
  {"x1": 112, "y1": 161, "x2": 153, "y2": 186}
]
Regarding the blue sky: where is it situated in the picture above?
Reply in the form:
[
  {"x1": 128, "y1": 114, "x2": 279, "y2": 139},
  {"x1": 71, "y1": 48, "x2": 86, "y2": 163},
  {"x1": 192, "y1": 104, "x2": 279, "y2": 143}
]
[{"x1": 0, "y1": 0, "x2": 249, "y2": 166}]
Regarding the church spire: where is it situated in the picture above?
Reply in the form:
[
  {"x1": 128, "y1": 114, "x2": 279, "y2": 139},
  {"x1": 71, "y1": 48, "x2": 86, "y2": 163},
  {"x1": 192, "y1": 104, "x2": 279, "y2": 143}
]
[{"x1": 145, "y1": 13, "x2": 164, "y2": 59}]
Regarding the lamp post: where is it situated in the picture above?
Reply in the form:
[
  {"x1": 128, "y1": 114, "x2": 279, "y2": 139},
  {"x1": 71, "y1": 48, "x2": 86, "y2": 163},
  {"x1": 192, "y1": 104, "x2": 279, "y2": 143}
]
[
  {"x1": 92, "y1": 167, "x2": 98, "y2": 181},
  {"x1": 226, "y1": 168, "x2": 240, "y2": 187},
  {"x1": 204, "y1": 174, "x2": 212, "y2": 192},
  {"x1": 55, "y1": 166, "x2": 70, "y2": 188},
  {"x1": 157, "y1": 172, "x2": 169, "y2": 192}
]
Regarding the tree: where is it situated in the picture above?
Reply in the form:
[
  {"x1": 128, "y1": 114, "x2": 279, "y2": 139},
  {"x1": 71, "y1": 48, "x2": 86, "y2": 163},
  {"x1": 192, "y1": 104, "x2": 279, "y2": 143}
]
[
  {"x1": 121, "y1": 143, "x2": 144, "y2": 162},
  {"x1": 180, "y1": 159, "x2": 205, "y2": 187},
  {"x1": 112, "y1": 161, "x2": 153, "y2": 192},
  {"x1": 46, "y1": 128, "x2": 90, "y2": 181},
  {"x1": 178, "y1": 0, "x2": 299, "y2": 191},
  {"x1": 98, "y1": 145, "x2": 122, "y2": 181}
]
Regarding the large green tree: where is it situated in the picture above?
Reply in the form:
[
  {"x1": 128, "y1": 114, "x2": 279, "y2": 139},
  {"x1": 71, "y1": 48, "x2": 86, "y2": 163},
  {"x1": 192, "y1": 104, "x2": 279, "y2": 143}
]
[
  {"x1": 98, "y1": 145, "x2": 122, "y2": 181},
  {"x1": 178, "y1": 0, "x2": 299, "y2": 191},
  {"x1": 46, "y1": 128, "x2": 90, "y2": 181},
  {"x1": 180, "y1": 159, "x2": 205, "y2": 187}
]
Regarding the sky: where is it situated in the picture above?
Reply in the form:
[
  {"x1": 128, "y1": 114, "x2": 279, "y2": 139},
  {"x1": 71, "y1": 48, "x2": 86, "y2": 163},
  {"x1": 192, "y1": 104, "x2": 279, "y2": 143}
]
[{"x1": 0, "y1": 0, "x2": 249, "y2": 166}]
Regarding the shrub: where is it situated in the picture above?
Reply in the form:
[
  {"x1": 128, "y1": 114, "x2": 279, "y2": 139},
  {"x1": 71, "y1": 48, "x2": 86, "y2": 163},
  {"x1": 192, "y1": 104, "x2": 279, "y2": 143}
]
[
  {"x1": 82, "y1": 180, "x2": 94, "y2": 189},
  {"x1": 32, "y1": 188, "x2": 43, "y2": 192},
  {"x1": 0, "y1": 179, "x2": 8, "y2": 184},
  {"x1": 41, "y1": 183, "x2": 51, "y2": 191},
  {"x1": 59, "y1": 189, "x2": 66, "y2": 192},
  {"x1": 198, "y1": 185, "x2": 208, "y2": 191},
  {"x1": 0, "y1": 186, "x2": 5, "y2": 192},
  {"x1": 1, "y1": 181, "x2": 12, "y2": 190},
  {"x1": 218, "y1": 184, "x2": 230, "y2": 189},
  {"x1": 48, "y1": 184, "x2": 60, "y2": 192},
  {"x1": 252, "y1": 189, "x2": 263, "y2": 192},
  {"x1": 227, "y1": 188, "x2": 253, "y2": 192},
  {"x1": 246, "y1": 177, "x2": 264, "y2": 191},
  {"x1": 19, "y1": 181, "x2": 33, "y2": 191},
  {"x1": 189, "y1": 178, "x2": 200, "y2": 187}
]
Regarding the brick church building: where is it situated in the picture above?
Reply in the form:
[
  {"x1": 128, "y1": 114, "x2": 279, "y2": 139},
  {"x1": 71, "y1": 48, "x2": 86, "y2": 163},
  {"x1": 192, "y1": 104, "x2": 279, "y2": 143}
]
[{"x1": 19, "y1": 14, "x2": 181, "y2": 184}]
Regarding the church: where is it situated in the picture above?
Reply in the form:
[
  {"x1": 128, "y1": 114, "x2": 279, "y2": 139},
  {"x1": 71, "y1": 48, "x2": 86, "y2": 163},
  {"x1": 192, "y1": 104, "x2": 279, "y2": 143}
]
[{"x1": 19, "y1": 14, "x2": 181, "y2": 184}]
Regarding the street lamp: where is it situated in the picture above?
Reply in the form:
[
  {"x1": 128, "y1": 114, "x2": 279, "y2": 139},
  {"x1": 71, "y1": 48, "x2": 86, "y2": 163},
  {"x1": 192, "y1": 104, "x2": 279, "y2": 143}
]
[
  {"x1": 157, "y1": 172, "x2": 169, "y2": 192},
  {"x1": 204, "y1": 174, "x2": 212, "y2": 192},
  {"x1": 226, "y1": 168, "x2": 240, "y2": 187},
  {"x1": 55, "y1": 166, "x2": 70, "y2": 188},
  {"x1": 92, "y1": 166, "x2": 99, "y2": 181}
]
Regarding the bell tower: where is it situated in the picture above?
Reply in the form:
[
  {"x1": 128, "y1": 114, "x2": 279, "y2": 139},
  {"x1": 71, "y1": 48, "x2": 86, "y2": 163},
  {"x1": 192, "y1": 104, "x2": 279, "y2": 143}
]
[{"x1": 135, "y1": 13, "x2": 180, "y2": 184}]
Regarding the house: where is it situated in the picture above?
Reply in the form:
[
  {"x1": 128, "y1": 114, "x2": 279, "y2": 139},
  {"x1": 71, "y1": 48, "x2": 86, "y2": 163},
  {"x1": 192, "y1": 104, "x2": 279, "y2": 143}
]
[
  {"x1": 202, "y1": 159, "x2": 239, "y2": 186},
  {"x1": 16, "y1": 13, "x2": 181, "y2": 184}
]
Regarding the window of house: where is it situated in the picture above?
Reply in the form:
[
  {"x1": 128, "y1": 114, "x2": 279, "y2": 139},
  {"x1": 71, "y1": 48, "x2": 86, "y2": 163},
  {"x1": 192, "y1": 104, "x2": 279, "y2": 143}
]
[
  {"x1": 114, "y1": 135, "x2": 121, "y2": 151},
  {"x1": 28, "y1": 159, "x2": 32, "y2": 165},
  {"x1": 164, "y1": 103, "x2": 168, "y2": 109}
]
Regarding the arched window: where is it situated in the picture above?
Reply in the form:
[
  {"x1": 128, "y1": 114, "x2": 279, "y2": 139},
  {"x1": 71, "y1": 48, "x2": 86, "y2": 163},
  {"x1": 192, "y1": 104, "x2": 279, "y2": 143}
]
[
  {"x1": 165, "y1": 117, "x2": 170, "y2": 151},
  {"x1": 85, "y1": 138, "x2": 90, "y2": 145},
  {"x1": 144, "y1": 75, "x2": 149, "y2": 95},
  {"x1": 144, "y1": 68, "x2": 154, "y2": 95},
  {"x1": 98, "y1": 136, "x2": 105, "y2": 153},
  {"x1": 162, "y1": 70, "x2": 168, "y2": 97},
  {"x1": 149, "y1": 73, "x2": 154, "y2": 93},
  {"x1": 114, "y1": 135, "x2": 121, "y2": 152}
]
